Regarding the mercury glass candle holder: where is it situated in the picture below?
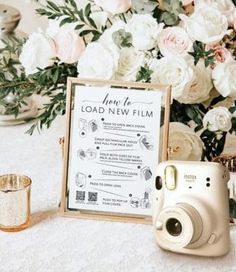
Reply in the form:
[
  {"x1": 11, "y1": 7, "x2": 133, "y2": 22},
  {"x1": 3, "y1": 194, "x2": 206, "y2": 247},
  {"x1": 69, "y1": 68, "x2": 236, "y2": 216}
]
[
  {"x1": 213, "y1": 155, "x2": 236, "y2": 224},
  {"x1": 0, "y1": 174, "x2": 31, "y2": 232}
]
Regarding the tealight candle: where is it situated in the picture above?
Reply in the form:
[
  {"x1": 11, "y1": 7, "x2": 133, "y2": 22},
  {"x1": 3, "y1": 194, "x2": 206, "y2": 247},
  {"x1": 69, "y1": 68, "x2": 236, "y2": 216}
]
[{"x1": 0, "y1": 174, "x2": 31, "y2": 232}]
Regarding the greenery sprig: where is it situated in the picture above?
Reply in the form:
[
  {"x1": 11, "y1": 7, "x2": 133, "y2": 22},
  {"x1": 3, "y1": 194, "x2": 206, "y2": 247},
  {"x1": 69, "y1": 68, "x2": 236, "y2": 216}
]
[
  {"x1": 136, "y1": 65, "x2": 153, "y2": 82},
  {"x1": 0, "y1": 37, "x2": 35, "y2": 116},
  {"x1": 188, "y1": 41, "x2": 215, "y2": 67},
  {"x1": 36, "y1": 1, "x2": 104, "y2": 42},
  {"x1": 153, "y1": 0, "x2": 185, "y2": 26},
  {"x1": 0, "y1": 33, "x2": 78, "y2": 133}
]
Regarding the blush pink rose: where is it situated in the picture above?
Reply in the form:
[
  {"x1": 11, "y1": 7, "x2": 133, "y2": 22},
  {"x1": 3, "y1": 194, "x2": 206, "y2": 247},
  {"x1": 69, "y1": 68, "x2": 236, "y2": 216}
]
[
  {"x1": 206, "y1": 45, "x2": 233, "y2": 65},
  {"x1": 157, "y1": 26, "x2": 193, "y2": 57},
  {"x1": 94, "y1": 0, "x2": 132, "y2": 14},
  {"x1": 54, "y1": 29, "x2": 85, "y2": 64}
]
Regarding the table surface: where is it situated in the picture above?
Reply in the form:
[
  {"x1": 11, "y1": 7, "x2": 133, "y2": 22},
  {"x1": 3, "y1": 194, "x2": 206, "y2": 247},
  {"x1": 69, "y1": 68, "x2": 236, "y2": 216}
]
[{"x1": 0, "y1": 117, "x2": 236, "y2": 272}]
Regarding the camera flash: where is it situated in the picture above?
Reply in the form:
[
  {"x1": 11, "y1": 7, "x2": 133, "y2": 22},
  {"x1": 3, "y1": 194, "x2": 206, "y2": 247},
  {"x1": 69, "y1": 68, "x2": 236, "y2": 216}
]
[{"x1": 164, "y1": 165, "x2": 177, "y2": 190}]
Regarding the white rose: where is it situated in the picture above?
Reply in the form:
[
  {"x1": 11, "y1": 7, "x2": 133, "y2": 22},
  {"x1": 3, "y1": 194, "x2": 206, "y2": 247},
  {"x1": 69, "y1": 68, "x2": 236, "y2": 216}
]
[
  {"x1": 115, "y1": 48, "x2": 145, "y2": 81},
  {"x1": 157, "y1": 26, "x2": 193, "y2": 57},
  {"x1": 178, "y1": 60, "x2": 213, "y2": 104},
  {"x1": 195, "y1": 0, "x2": 235, "y2": 24},
  {"x1": 77, "y1": 42, "x2": 118, "y2": 80},
  {"x1": 94, "y1": 0, "x2": 132, "y2": 14},
  {"x1": 19, "y1": 32, "x2": 56, "y2": 75},
  {"x1": 127, "y1": 14, "x2": 164, "y2": 50},
  {"x1": 54, "y1": 29, "x2": 85, "y2": 64},
  {"x1": 150, "y1": 57, "x2": 194, "y2": 102},
  {"x1": 203, "y1": 107, "x2": 232, "y2": 132},
  {"x1": 165, "y1": 122, "x2": 203, "y2": 161},
  {"x1": 215, "y1": 0, "x2": 235, "y2": 24},
  {"x1": 212, "y1": 60, "x2": 236, "y2": 98},
  {"x1": 179, "y1": 4, "x2": 229, "y2": 45}
]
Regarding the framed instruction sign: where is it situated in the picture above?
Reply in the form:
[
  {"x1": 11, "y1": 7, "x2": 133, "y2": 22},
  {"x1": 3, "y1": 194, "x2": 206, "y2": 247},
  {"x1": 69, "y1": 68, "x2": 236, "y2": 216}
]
[{"x1": 60, "y1": 77, "x2": 171, "y2": 224}]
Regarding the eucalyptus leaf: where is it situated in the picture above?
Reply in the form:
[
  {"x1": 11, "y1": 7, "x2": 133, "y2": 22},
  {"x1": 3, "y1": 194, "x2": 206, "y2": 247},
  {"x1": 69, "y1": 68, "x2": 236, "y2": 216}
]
[
  {"x1": 161, "y1": 11, "x2": 178, "y2": 26},
  {"x1": 112, "y1": 29, "x2": 133, "y2": 48},
  {"x1": 132, "y1": 0, "x2": 157, "y2": 14}
]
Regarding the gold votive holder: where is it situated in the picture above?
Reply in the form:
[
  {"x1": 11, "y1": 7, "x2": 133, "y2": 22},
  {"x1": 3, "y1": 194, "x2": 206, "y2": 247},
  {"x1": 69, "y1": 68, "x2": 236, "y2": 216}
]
[
  {"x1": 213, "y1": 155, "x2": 236, "y2": 225},
  {"x1": 0, "y1": 174, "x2": 31, "y2": 232}
]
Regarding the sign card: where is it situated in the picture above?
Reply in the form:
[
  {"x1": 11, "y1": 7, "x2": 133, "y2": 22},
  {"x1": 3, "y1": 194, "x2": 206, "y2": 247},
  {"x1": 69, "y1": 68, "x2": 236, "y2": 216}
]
[{"x1": 67, "y1": 85, "x2": 162, "y2": 216}]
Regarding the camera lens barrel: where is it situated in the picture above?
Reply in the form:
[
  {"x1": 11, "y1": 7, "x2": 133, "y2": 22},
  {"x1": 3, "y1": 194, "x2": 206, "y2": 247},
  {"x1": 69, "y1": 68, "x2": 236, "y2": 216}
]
[{"x1": 155, "y1": 203, "x2": 203, "y2": 249}]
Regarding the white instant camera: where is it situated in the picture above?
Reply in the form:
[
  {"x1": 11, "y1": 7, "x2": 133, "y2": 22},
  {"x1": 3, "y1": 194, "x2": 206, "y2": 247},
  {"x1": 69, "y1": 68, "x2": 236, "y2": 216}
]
[{"x1": 153, "y1": 161, "x2": 230, "y2": 257}]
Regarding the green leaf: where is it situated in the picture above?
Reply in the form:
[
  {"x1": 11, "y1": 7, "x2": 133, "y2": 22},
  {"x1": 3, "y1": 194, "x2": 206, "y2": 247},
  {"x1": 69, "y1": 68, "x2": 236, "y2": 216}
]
[
  {"x1": 189, "y1": 41, "x2": 215, "y2": 67},
  {"x1": 200, "y1": 130, "x2": 227, "y2": 161},
  {"x1": 75, "y1": 24, "x2": 85, "y2": 30},
  {"x1": 77, "y1": 9, "x2": 85, "y2": 22},
  {"x1": 161, "y1": 11, "x2": 178, "y2": 25},
  {"x1": 52, "y1": 69, "x2": 59, "y2": 84},
  {"x1": 47, "y1": 0, "x2": 60, "y2": 12},
  {"x1": 136, "y1": 65, "x2": 153, "y2": 83},
  {"x1": 68, "y1": 0, "x2": 77, "y2": 8},
  {"x1": 84, "y1": 3, "x2": 91, "y2": 17},
  {"x1": 87, "y1": 17, "x2": 97, "y2": 29},
  {"x1": 79, "y1": 30, "x2": 92, "y2": 37},
  {"x1": 112, "y1": 29, "x2": 133, "y2": 48},
  {"x1": 59, "y1": 17, "x2": 71, "y2": 27},
  {"x1": 210, "y1": 95, "x2": 227, "y2": 106}
]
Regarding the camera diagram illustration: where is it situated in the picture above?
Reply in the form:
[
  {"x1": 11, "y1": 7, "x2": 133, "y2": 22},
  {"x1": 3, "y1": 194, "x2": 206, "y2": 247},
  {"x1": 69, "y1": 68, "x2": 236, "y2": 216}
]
[
  {"x1": 75, "y1": 172, "x2": 87, "y2": 188},
  {"x1": 140, "y1": 166, "x2": 152, "y2": 181},
  {"x1": 77, "y1": 148, "x2": 97, "y2": 161},
  {"x1": 130, "y1": 188, "x2": 152, "y2": 209},
  {"x1": 79, "y1": 118, "x2": 99, "y2": 138},
  {"x1": 139, "y1": 135, "x2": 154, "y2": 151}
]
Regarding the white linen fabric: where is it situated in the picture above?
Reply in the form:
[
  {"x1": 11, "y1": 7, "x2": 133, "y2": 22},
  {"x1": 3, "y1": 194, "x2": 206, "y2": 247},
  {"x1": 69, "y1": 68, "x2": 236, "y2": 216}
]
[{"x1": 0, "y1": 117, "x2": 236, "y2": 272}]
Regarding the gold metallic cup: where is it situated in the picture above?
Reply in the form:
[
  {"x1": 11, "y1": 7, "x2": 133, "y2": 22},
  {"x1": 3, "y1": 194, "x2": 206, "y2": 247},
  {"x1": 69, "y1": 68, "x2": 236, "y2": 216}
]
[{"x1": 0, "y1": 174, "x2": 31, "y2": 232}]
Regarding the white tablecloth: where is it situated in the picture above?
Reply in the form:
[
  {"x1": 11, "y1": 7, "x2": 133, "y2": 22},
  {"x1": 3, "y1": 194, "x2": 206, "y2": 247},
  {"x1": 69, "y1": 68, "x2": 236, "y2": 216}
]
[{"x1": 0, "y1": 117, "x2": 236, "y2": 272}]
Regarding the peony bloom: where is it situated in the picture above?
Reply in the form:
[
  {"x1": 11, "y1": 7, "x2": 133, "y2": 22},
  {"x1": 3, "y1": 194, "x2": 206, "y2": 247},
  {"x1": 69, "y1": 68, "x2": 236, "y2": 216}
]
[
  {"x1": 19, "y1": 31, "x2": 56, "y2": 75},
  {"x1": 203, "y1": 107, "x2": 232, "y2": 132},
  {"x1": 94, "y1": 0, "x2": 132, "y2": 14}
]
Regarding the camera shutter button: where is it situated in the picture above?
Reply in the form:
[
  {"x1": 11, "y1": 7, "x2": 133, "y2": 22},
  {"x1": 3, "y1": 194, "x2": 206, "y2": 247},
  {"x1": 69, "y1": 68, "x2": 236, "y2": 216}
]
[{"x1": 208, "y1": 233, "x2": 217, "y2": 245}]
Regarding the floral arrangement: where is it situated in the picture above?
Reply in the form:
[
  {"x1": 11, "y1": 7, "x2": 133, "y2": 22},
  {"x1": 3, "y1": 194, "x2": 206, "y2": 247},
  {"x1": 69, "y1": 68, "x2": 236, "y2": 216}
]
[{"x1": 0, "y1": 0, "x2": 236, "y2": 162}]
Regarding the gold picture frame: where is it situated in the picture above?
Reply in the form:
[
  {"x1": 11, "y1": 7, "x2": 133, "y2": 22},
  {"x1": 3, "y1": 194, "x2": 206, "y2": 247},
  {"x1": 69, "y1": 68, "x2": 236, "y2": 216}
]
[{"x1": 60, "y1": 77, "x2": 171, "y2": 224}]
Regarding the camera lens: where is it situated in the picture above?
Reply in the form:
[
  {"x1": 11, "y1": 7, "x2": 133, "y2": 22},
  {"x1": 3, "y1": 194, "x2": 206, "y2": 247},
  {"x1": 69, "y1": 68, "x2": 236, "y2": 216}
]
[{"x1": 166, "y1": 218, "x2": 182, "y2": 237}]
